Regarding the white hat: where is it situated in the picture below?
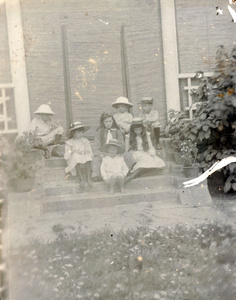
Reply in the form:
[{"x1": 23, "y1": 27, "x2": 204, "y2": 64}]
[
  {"x1": 112, "y1": 96, "x2": 133, "y2": 108},
  {"x1": 34, "y1": 104, "x2": 55, "y2": 115},
  {"x1": 69, "y1": 121, "x2": 90, "y2": 132}
]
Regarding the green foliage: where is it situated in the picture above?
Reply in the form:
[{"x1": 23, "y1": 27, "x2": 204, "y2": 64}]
[
  {"x1": 0, "y1": 133, "x2": 41, "y2": 187},
  {"x1": 191, "y1": 45, "x2": 236, "y2": 192}
]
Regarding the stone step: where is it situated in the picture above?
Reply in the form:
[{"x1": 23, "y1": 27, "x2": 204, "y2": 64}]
[
  {"x1": 41, "y1": 186, "x2": 178, "y2": 213},
  {"x1": 39, "y1": 163, "x2": 172, "y2": 182},
  {"x1": 39, "y1": 175, "x2": 176, "y2": 197}
]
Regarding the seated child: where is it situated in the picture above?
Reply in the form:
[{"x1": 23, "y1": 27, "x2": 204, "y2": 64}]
[
  {"x1": 139, "y1": 97, "x2": 162, "y2": 150},
  {"x1": 64, "y1": 121, "x2": 93, "y2": 190},
  {"x1": 29, "y1": 104, "x2": 64, "y2": 158},
  {"x1": 101, "y1": 139, "x2": 129, "y2": 194},
  {"x1": 125, "y1": 118, "x2": 166, "y2": 183},
  {"x1": 92, "y1": 112, "x2": 125, "y2": 179},
  {"x1": 112, "y1": 96, "x2": 133, "y2": 134}
]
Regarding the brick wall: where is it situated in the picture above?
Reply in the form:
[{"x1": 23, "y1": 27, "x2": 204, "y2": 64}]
[
  {"x1": 0, "y1": 2, "x2": 11, "y2": 83},
  {"x1": 176, "y1": 0, "x2": 236, "y2": 73},
  {"x1": 20, "y1": 0, "x2": 166, "y2": 136}
]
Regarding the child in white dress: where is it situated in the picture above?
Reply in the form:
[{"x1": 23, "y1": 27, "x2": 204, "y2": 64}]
[
  {"x1": 112, "y1": 97, "x2": 133, "y2": 134},
  {"x1": 64, "y1": 122, "x2": 93, "y2": 190},
  {"x1": 101, "y1": 139, "x2": 129, "y2": 194},
  {"x1": 125, "y1": 118, "x2": 166, "y2": 183}
]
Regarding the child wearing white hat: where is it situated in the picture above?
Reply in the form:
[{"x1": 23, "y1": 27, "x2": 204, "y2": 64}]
[
  {"x1": 112, "y1": 97, "x2": 133, "y2": 135},
  {"x1": 29, "y1": 104, "x2": 64, "y2": 158},
  {"x1": 101, "y1": 139, "x2": 129, "y2": 194},
  {"x1": 64, "y1": 122, "x2": 93, "y2": 190}
]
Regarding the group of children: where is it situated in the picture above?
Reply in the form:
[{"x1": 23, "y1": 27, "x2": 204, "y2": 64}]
[{"x1": 30, "y1": 97, "x2": 166, "y2": 194}]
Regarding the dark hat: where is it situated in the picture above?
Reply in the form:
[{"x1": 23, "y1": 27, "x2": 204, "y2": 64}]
[
  {"x1": 102, "y1": 139, "x2": 123, "y2": 154},
  {"x1": 141, "y1": 97, "x2": 153, "y2": 104},
  {"x1": 69, "y1": 121, "x2": 90, "y2": 133}
]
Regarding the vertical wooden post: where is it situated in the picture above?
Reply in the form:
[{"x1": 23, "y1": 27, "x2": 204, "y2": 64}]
[
  {"x1": 120, "y1": 24, "x2": 132, "y2": 108},
  {"x1": 61, "y1": 24, "x2": 73, "y2": 130},
  {"x1": 6, "y1": 0, "x2": 31, "y2": 135}
]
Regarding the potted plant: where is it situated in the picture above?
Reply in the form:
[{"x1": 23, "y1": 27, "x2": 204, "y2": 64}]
[
  {"x1": 0, "y1": 134, "x2": 41, "y2": 193},
  {"x1": 179, "y1": 139, "x2": 199, "y2": 178}
]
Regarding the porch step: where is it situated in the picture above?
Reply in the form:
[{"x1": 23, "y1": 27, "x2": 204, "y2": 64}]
[
  {"x1": 41, "y1": 186, "x2": 178, "y2": 213},
  {"x1": 39, "y1": 175, "x2": 176, "y2": 197},
  {"x1": 39, "y1": 163, "x2": 172, "y2": 183}
]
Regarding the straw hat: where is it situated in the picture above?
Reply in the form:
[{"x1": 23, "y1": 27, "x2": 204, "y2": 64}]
[
  {"x1": 102, "y1": 139, "x2": 124, "y2": 154},
  {"x1": 141, "y1": 97, "x2": 153, "y2": 105},
  {"x1": 131, "y1": 117, "x2": 144, "y2": 127},
  {"x1": 69, "y1": 121, "x2": 90, "y2": 133},
  {"x1": 112, "y1": 96, "x2": 133, "y2": 108},
  {"x1": 34, "y1": 104, "x2": 55, "y2": 115}
]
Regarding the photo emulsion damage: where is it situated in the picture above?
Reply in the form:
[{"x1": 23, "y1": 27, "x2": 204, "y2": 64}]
[{"x1": 0, "y1": 0, "x2": 236, "y2": 299}]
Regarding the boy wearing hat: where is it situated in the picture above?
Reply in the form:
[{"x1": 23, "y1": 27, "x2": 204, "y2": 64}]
[
  {"x1": 101, "y1": 139, "x2": 129, "y2": 194},
  {"x1": 29, "y1": 104, "x2": 64, "y2": 158},
  {"x1": 139, "y1": 97, "x2": 162, "y2": 150}
]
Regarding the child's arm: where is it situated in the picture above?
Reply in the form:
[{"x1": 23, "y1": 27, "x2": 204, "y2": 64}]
[
  {"x1": 117, "y1": 129, "x2": 125, "y2": 149},
  {"x1": 147, "y1": 133, "x2": 156, "y2": 156},
  {"x1": 146, "y1": 110, "x2": 159, "y2": 122},
  {"x1": 85, "y1": 139, "x2": 93, "y2": 157},
  {"x1": 93, "y1": 130, "x2": 102, "y2": 156},
  {"x1": 64, "y1": 142, "x2": 72, "y2": 160},
  {"x1": 121, "y1": 158, "x2": 129, "y2": 176}
]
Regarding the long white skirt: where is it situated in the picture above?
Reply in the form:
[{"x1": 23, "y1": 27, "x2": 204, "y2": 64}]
[{"x1": 130, "y1": 150, "x2": 166, "y2": 173}]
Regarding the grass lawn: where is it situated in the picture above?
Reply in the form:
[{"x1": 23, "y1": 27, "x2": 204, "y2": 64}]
[{"x1": 9, "y1": 223, "x2": 236, "y2": 300}]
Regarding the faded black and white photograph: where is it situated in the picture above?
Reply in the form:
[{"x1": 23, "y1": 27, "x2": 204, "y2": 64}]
[{"x1": 0, "y1": 0, "x2": 236, "y2": 299}]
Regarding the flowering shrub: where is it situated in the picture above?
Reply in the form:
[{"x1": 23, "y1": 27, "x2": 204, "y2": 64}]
[{"x1": 179, "y1": 140, "x2": 198, "y2": 167}]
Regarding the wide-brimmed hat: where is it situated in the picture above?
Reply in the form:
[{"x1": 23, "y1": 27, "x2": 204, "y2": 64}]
[
  {"x1": 131, "y1": 117, "x2": 144, "y2": 127},
  {"x1": 102, "y1": 139, "x2": 124, "y2": 154},
  {"x1": 141, "y1": 97, "x2": 153, "y2": 105},
  {"x1": 112, "y1": 96, "x2": 133, "y2": 108},
  {"x1": 69, "y1": 121, "x2": 90, "y2": 132},
  {"x1": 34, "y1": 104, "x2": 55, "y2": 115}
]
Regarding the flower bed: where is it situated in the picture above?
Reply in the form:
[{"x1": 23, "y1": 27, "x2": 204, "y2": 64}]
[{"x1": 10, "y1": 224, "x2": 236, "y2": 300}]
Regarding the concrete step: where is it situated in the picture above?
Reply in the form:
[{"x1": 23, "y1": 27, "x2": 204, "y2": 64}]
[
  {"x1": 41, "y1": 186, "x2": 178, "y2": 213},
  {"x1": 39, "y1": 163, "x2": 172, "y2": 182},
  {"x1": 39, "y1": 175, "x2": 176, "y2": 197}
]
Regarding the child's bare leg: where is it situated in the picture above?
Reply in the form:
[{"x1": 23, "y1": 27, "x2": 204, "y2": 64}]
[
  {"x1": 109, "y1": 175, "x2": 117, "y2": 194},
  {"x1": 75, "y1": 164, "x2": 86, "y2": 190},
  {"x1": 85, "y1": 161, "x2": 93, "y2": 187},
  {"x1": 117, "y1": 175, "x2": 125, "y2": 193}
]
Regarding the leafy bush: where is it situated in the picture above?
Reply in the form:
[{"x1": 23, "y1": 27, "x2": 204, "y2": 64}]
[{"x1": 189, "y1": 45, "x2": 236, "y2": 192}]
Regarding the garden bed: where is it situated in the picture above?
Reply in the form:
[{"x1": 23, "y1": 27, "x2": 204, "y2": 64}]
[{"x1": 9, "y1": 224, "x2": 236, "y2": 300}]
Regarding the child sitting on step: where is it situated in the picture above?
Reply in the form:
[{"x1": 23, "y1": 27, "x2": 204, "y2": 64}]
[
  {"x1": 101, "y1": 139, "x2": 129, "y2": 194},
  {"x1": 92, "y1": 112, "x2": 125, "y2": 180},
  {"x1": 64, "y1": 121, "x2": 93, "y2": 190},
  {"x1": 139, "y1": 97, "x2": 162, "y2": 150},
  {"x1": 112, "y1": 96, "x2": 133, "y2": 135}
]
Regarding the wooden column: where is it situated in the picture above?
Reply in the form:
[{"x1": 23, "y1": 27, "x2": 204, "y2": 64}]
[
  {"x1": 160, "y1": 0, "x2": 180, "y2": 115},
  {"x1": 61, "y1": 24, "x2": 73, "y2": 131},
  {"x1": 6, "y1": 0, "x2": 31, "y2": 135}
]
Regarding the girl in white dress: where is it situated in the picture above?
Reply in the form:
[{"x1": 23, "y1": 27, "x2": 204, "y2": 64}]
[
  {"x1": 112, "y1": 97, "x2": 133, "y2": 134},
  {"x1": 101, "y1": 139, "x2": 129, "y2": 194},
  {"x1": 64, "y1": 122, "x2": 93, "y2": 190},
  {"x1": 125, "y1": 118, "x2": 166, "y2": 182}
]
